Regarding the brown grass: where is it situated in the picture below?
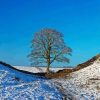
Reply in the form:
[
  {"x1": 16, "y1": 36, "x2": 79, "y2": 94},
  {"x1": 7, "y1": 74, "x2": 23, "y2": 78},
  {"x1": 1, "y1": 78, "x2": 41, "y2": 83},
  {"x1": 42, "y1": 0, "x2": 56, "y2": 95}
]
[{"x1": 45, "y1": 68, "x2": 74, "y2": 78}]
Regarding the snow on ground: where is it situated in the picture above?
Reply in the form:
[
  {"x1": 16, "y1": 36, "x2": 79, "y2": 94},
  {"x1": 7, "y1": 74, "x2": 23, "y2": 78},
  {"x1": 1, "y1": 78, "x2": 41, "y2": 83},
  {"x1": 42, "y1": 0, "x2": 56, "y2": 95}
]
[
  {"x1": 52, "y1": 57, "x2": 100, "y2": 100},
  {"x1": 1, "y1": 56, "x2": 100, "y2": 100},
  {"x1": 14, "y1": 66, "x2": 45, "y2": 73},
  {"x1": 0, "y1": 81, "x2": 64, "y2": 100},
  {"x1": 14, "y1": 66, "x2": 66, "y2": 73},
  {"x1": 0, "y1": 64, "x2": 65, "y2": 100}
]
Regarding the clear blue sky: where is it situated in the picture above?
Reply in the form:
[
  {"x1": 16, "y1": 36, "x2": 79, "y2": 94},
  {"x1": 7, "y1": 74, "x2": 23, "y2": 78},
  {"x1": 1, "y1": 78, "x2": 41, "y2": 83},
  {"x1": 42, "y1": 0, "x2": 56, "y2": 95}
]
[{"x1": 0, "y1": 0, "x2": 100, "y2": 66}]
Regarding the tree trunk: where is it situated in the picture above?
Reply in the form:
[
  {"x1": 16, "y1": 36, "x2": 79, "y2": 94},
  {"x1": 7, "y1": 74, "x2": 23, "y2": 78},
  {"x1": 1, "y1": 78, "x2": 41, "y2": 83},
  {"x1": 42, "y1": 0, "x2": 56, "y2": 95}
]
[
  {"x1": 46, "y1": 51, "x2": 51, "y2": 73},
  {"x1": 46, "y1": 66, "x2": 50, "y2": 73},
  {"x1": 46, "y1": 40, "x2": 51, "y2": 73}
]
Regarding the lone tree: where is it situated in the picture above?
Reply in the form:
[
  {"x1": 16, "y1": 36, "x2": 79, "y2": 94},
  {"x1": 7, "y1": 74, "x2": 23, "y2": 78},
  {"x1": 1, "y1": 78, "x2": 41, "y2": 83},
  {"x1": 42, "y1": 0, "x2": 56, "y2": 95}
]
[{"x1": 28, "y1": 28, "x2": 72, "y2": 73}]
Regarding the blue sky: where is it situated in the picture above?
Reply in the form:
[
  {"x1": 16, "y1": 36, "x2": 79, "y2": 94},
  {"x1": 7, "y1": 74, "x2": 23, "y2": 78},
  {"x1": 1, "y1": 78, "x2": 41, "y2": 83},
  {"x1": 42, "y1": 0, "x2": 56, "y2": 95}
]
[{"x1": 0, "y1": 0, "x2": 100, "y2": 66}]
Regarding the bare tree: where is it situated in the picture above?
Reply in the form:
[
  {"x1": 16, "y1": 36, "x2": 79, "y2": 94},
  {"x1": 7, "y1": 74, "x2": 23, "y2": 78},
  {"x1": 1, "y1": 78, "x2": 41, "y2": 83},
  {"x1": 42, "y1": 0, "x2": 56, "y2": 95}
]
[{"x1": 28, "y1": 28, "x2": 72, "y2": 73}]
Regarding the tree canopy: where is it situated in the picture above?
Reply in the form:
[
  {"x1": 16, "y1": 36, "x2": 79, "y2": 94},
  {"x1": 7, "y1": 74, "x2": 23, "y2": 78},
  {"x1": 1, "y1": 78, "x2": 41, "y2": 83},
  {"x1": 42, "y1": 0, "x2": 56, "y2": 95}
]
[{"x1": 28, "y1": 28, "x2": 72, "y2": 73}]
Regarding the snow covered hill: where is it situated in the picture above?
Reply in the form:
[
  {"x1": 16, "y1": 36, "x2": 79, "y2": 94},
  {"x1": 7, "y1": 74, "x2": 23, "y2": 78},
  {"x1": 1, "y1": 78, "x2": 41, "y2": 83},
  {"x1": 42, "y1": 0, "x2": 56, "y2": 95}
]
[
  {"x1": 52, "y1": 54, "x2": 100, "y2": 99},
  {"x1": 0, "y1": 62, "x2": 64, "y2": 100},
  {"x1": 71, "y1": 55, "x2": 100, "y2": 85},
  {"x1": 1, "y1": 54, "x2": 100, "y2": 100}
]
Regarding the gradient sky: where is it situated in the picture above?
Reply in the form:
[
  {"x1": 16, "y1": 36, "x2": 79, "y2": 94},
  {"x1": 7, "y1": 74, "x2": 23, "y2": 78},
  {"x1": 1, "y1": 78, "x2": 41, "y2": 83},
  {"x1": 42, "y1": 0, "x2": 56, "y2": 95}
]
[{"x1": 0, "y1": 0, "x2": 100, "y2": 66}]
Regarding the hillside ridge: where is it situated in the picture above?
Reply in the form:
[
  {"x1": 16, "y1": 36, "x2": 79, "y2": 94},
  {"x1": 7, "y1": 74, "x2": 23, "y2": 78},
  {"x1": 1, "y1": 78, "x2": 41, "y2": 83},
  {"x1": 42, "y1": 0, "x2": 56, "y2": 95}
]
[{"x1": 74, "y1": 54, "x2": 100, "y2": 71}]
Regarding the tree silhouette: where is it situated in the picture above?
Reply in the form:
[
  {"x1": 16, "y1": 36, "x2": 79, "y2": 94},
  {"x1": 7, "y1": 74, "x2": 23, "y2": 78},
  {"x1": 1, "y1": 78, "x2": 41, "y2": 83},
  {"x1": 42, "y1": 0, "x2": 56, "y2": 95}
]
[{"x1": 28, "y1": 28, "x2": 72, "y2": 73}]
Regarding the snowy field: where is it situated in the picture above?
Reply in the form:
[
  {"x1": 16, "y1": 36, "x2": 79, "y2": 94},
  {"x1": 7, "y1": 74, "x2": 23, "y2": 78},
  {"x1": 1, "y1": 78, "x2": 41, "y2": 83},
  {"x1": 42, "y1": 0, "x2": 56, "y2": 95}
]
[
  {"x1": 1, "y1": 56, "x2": 100, "y2": 100},
  {"x1": 14, "y1": 58, "x2": 100, "y2": 100},
  {"x1": 0, "y1": 64, "x2": 65, "y2": 100},
  {"x1": 14, "y1": 66, "x2": 66, "y2": 73}
]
